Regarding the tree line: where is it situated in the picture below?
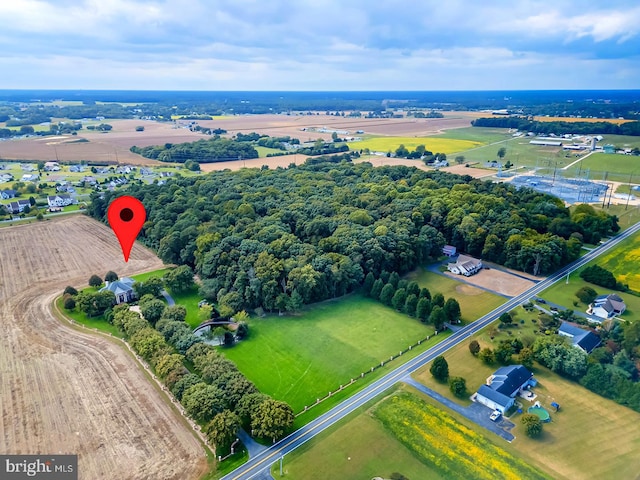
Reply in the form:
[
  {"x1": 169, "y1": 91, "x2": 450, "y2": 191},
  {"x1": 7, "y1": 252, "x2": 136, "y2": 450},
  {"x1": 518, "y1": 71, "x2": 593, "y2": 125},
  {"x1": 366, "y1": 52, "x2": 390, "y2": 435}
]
[
  {"x1": 87, "y1": 161, "x2": 618, "y2": 317},
  {"x1": 130, "y1": 137, "x2": 259, "y2": 163},
  {"x1": 472, "y1": 116, "x2": 640, "y2": 137}
]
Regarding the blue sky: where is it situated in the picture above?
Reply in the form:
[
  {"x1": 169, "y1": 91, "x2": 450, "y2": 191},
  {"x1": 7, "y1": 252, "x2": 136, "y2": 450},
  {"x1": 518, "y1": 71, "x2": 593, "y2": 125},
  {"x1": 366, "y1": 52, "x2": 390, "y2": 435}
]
[{"x1": 1, "y1": 0, "x2": 639, "y2": 90}]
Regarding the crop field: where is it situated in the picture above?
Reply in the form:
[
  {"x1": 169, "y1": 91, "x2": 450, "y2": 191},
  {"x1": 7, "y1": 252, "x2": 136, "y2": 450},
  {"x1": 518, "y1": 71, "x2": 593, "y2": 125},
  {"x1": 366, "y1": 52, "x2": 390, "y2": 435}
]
[
  {"x1": 412, "y1": 329, "x2": 640, "y2": 480},
  {"x1": 404, "y1": 268, "x2": 506, "y2": 322},
  {"x1": 375, "y1": 391, "x2": 549, "y2": 480},
  {"x1": 0, "y1": 216, "x2": 206, "y2": 480},
  {"x1": 349, "y1": 136, "x2": 481, "y2": 154},
  {"x1": 596, "y1": 230, "x2": 640, "y2": 291},
  {"x1": 279, "y1": 387, "x2": 549, "y2": 480},
  {"x1": 221, "y1": 295, "x2": 439, "y2": 412}
]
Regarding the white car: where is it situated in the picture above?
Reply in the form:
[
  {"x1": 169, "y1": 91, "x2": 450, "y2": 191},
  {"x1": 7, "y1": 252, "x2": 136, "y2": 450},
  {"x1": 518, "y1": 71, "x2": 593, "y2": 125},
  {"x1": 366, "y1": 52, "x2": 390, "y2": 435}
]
[{"x1": 489, "y1": 410, "x2": 502, "y2": 421}]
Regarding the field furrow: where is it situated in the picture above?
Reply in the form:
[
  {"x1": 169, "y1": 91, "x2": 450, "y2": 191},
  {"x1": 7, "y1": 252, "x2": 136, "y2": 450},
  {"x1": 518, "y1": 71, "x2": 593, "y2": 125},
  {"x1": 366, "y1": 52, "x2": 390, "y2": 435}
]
[{"x1": 0, "y1": 215, "x2": 206, "y2": 480}]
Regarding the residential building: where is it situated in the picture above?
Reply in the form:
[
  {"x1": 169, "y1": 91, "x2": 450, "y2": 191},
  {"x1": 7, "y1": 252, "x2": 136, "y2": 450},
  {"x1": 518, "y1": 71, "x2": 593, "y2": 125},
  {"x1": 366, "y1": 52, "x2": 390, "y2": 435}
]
[
  {"x1": 442, "y1": 245, "x2": 457, "y2": 257},
  {"x1": 21, "y1": 174, "x2": 39, "y2": 182},
  {"x1": 588, "y1": 294, "x2": 626, "y2": 319},
  {"x1": 47, "y1": 194, "x2": 75, "y2": 208},
  {"x1": 1, "y1": 189, "x2": 17, "y2": 199},
  {"x1": 447, "y1": 254, "x2": 483, "y2": 276},
  {"x1": 474, "y1": 365, "x2": 536, "y2": 413},
  {"x1": 99, "y1": 277, "x2": 136, "y2": 304},
  {"x1": 558, "y1": 321, "x2": 601, "y2": 354},
  {"x1": 44, "y1": 161, "x2": 61, "y2": 172},
  {"x1": 6, "y1": 199, "x2": 31, "y2": 214}
]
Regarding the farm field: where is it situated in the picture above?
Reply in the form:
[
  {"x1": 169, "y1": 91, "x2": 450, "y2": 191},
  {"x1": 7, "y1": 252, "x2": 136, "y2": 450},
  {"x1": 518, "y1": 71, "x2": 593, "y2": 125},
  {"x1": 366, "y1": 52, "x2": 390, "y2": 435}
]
[
  {"x1": 279, "y1": 386, "x2": 549, "y2": 480},
  {"x1": 404, "y1": 267, "x2": 506, "y2": 323},
  {"x1": 567, "y1": 152, "x2": 640, "y2": 178},
  {"x1": 0, "y1": 216, "x2": 206, "y2": 480},
  {"x1": 596, "y1": 231, "x2": 640, "y2": 291},
  {"x1": 412, "y1": 329, "x2": 640, "y2": 480},
  {"x1": 221, "y1": 295, "x2": 440, "y2": 413},
  {"x1": 348, "y1": 136, "x2": 481, "y2": 154}
]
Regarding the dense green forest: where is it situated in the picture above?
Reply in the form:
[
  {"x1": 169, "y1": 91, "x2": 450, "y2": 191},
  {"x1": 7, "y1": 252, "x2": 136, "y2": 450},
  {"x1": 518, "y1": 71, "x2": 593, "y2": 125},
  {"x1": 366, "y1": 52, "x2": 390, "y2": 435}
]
[
  {"x1": 129, "y1": 137, "x2": 259, "y2": 163},
  {"x1": 472, "y1": 116, "x2": 640, "y2": 137},
  {"x1": 88, "y1": 161, "x2": 618, "y2": 315}
]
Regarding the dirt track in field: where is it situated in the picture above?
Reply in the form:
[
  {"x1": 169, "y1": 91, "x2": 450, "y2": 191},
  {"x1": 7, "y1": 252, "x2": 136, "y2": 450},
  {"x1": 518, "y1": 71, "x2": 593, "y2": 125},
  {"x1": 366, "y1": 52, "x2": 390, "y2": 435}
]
[{"x1": 0, "y1": 216, "x2": 207, "y2": 480}]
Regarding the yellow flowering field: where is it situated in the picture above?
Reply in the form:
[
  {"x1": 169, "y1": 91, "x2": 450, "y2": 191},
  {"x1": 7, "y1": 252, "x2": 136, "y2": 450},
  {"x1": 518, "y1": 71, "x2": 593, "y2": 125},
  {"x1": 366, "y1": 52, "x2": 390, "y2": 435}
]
[
  {"x1": 351, "y1": 136, "x2": 481, "y2": 154},
  {"x1": 374, "y1": 392, "x2": 549, "y2": 480}
]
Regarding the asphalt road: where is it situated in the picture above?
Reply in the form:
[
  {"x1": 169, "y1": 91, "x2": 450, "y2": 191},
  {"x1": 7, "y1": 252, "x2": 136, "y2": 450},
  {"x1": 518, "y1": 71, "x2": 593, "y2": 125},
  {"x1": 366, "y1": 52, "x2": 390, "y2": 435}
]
[{"x1": 223, "y1": 221, "x2": 640, "y2": 480}]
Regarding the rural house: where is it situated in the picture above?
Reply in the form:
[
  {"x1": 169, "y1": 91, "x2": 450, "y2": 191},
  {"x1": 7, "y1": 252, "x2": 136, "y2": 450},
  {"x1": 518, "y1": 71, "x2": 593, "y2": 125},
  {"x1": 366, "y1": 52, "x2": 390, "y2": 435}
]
[
  {"x1": 1, "y1": 189, "x2": 17, "y2": 199},
  {"x1": 47, "y1": 194, "x2": 75, "y2": 208},
  {"x1": 558, "y1": 321, "x2": 601, "y2": 354},
  {"x1": 99, "y1": 277, "x2": 136, "y2": 304},
  {"x1": 21, "y1": 174, "x2": 39, "y2": 182},
  {"x1": 6, "y1": 199, "x2": 31, "y2": 214},
  {"x1": 442, "y1": 245, "x2": 457, "y2": 257},
  {"x1": 588, "y1": 293, "x2": 626, "y2": 320},
  {"x1": 474, "y1": 365, "x2": 536, "y2": 413},
  {"x1": 44, "y1": 161, "x2": 61, "y2": 172},
  {"x1": 447, "y1": 254, "x2": 483, "y2": 276}
]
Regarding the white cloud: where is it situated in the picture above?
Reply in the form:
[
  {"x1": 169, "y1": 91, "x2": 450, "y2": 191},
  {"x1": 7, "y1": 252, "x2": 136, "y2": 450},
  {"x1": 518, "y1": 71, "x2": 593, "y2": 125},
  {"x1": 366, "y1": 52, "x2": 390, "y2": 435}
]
[{"x1": 0, "y1": 0, "x2": 638, "y2": 89}]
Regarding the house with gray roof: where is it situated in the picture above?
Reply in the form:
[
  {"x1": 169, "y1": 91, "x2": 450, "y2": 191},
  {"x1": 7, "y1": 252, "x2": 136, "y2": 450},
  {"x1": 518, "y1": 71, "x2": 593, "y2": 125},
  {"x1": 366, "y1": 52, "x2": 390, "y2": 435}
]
[
  {"x1": 558, "y1": 321, "x2": 601, "y2": 354},
  {"x1": 1, "y1": 189, "x2": 17, "y2": 199},
  {"x1": 474, "y1": 365, "x2": 536, "y2": 413},
  {"x1": 447, "y1": 254, "x2": 483, "y2": 276},
  {"x1": 588, "y1": 293, "x2": 626, "y2": 320},
  {"x1": 7, "y1": 199, "x2": 31, "y2": 214},
  {"x1": 99, "y1": 277, "x2": 136, "y2": 304}
]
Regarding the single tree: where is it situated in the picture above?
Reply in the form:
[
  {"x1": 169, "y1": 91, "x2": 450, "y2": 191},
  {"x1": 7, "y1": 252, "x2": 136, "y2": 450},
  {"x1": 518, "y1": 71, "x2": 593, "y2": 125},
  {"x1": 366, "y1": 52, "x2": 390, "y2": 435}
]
[
  {"x1": 495, "y1": 341, "x2": 514, "y2": 365},
  {"x1": 444, "y1": 298, "x2": 461, "y2": 323},
  {"x1": 362, "y1": 272, "x2": 375, "y2": 295},
  {"x1": 370, "y1": 278, "x2": 384, "y2": 299},
  {"x1": 380, "y1": 283, "x2": 396, "y2": 306},
  {"x1": 105, "y1": 271, "x2": 118, "y2": 282},
  {"x1": 521, "y1": 413, "x2": 543, "y2": 438},
  {"x1": 497, "y1": 147, "x2": 507, "y2": 160},
  {"x1": 416, "y1": 297, "x2": 432, "y2": 322},
  {"x1": 575, "y1": 286, "x2": 598, "y2": 304},
  {"x1": 205, "y1": 410, "x2": 241, "y2": 455},
  {"x1": 88, "y1": 274, "x2": 103, "y2": 288},
  {"x1": 499, "y1": 312, "x2": 513, "y2": 326},
  {"x1": 469, "y1": 340, "x2": 481, "y2": 356},
  {"x1": 63, "y1": 296, "x2": 76, "y2": 310},
  {"x1": 251, "y1": 399, "x2": 294, "y2": 443},
  {"x1": 432, "y1": 292, "x2": 445, "y2": 308},
  {"x1": 63, "y1": 286, "x2": 78, "y2": 296},
  {"x1": 140, "y1": 299, "x2": 166, "y2": 325},
  {"x1": 404, "y1": 294, "x2": 418, "y2": 317},
  {"x1": 517, "y1": 347, "x2": 535, "y2": 370},
  {"x1": 479, "y1": 347, "x2": 496, "y2": 365},
  {"x1": 391, "y1": 288, "x2": 407, "y2": 311},
  {"x1": 429, "y1": 306, "x2": 446, "y2": 331},
  {"x1": 430, "y1": 355, "x2": 449, "y2": 381},
  {"x1": 455, "y1": 155, "x2": 465, "y2": 165},
  {"x1": 448, "y1": 376, "x2": 467, "y2": 398},
  {"x1": 388, "y1": 272, "x2": 400, "y2": 289}
]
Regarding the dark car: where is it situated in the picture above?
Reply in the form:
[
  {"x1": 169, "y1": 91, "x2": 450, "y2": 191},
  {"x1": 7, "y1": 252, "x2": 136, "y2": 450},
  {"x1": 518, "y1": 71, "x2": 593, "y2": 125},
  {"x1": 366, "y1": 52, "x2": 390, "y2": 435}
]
[{"x1": 535, "y1": 298, "x2": 546, "y2": 304}]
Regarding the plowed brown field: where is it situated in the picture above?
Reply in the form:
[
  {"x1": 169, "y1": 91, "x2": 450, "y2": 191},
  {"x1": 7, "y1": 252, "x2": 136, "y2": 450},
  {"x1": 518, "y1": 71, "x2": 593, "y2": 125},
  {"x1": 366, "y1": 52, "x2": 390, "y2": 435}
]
[{"x1": 0, "y1": 216, "x2": 207, "y2": 480}]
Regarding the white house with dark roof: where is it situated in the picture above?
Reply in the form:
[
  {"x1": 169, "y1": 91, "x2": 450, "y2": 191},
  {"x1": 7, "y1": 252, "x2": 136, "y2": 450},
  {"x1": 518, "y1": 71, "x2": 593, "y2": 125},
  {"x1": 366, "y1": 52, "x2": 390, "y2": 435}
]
[
  {"x1": 6, "y1": 199, "x2": 31, "y2": 214},
  {"x1": 588, "y1": 294, "x2": 626, "y2": 320},
  {"x1": 447, "y1": 254, "x2": 483, "y2": 276},
  {"x1": 558, "y1": 321, "x2": 601, "y2": 354},
  {"x1": 99, "y1": 277, "x2": 136, "y2": 304},
  {"x1": 47, "y1": 194, "x2": 75, "y2": 208},
  {"x1": 474, "y1": 365, "x2": 536, "y2": 413}
]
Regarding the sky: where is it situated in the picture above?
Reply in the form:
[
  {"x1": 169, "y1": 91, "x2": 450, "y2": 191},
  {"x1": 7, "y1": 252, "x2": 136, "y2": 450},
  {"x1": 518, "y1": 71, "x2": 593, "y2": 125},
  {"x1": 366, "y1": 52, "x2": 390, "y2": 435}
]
[{"x1": 1, "y1": 0, "x2": 639, "y2": 91}]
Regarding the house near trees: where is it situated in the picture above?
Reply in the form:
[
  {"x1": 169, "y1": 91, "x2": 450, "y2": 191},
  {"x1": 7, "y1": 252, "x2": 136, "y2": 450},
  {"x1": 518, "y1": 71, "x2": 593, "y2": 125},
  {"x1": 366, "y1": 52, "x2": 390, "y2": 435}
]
[
  {"x1": 7, "y1": 199, "x2": 31, "y2": 214},
  {"x1": 558, "y1": 321, "x2": 601, "y2": 354},
  {"x1": 47, "y1": 194, "x2": 75, "y2": 208},
  {"x1": 447, "y1": 254, "x2": 483, "y2": 276},
  {"x1": 1, "y1": 189, "x2": 16, "y2": 199},
  {"x1": 474, "y1": 365, "x2": 536, "y2": 414},
  {"x1": 442, "y1": 245, "x2": 457, "y2": 257},
  {"x1": 99, "y1": 277, "x2": 136, "y2": 304},
  {"x1": 588, "y1": 294, "x2": 626, "y2": 320}
]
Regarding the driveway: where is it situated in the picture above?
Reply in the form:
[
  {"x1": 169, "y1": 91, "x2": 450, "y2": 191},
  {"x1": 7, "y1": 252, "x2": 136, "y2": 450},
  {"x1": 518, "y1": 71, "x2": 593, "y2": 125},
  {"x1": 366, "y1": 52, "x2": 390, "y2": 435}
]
[
  {"x1": 161, "y1": 289, "x2": 175, "y2": 306},
  {"x1": 236, "y1": 429, "x2": 274, "y2": 480},
  {"x1": 402, "y1": 377, "x2": 515, "y2": 442},
  {"x1": 532, "y1": 301, "x2": 602, "y2": 323}
]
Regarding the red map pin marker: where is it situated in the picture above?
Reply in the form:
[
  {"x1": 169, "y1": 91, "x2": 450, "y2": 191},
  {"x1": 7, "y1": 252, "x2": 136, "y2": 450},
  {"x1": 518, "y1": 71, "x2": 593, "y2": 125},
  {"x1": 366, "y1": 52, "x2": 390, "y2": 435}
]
[{"x1": 107, "y1": 196, "x2": 146, "y2": 262}]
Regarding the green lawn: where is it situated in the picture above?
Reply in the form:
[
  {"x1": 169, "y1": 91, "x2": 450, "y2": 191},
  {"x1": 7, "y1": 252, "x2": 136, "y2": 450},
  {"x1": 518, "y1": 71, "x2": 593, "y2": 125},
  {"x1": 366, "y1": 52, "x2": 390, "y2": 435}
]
[
  {"x1": 435, "y1": 126, "x2": 513, "y2": 144},
  {"x1": 279, "y1": 385, "x2": 549, "y2": 480},
  {"x1": 254, "y1": 146, "x2": 285, "y2": 157},
  {"x1": 568, "y1": 152, "x2": 640, "y2": 179},
  {"x1": 411, "y1": 321, "x2": 640, "y2": 480},
  {"x1": 221, "y1": 294, "x2": 440, "y2": 413},
  {"x1": 130, "y1": 267, "x2": 173, "y2": 283},
  {"x1": 168, "y1": 286, "x2": 203, "y2": 328},
  {"x1": 405, "y1": 267, "x2": 506, "y2": 323},
  {"x1": 277, "y1": 389, "x2": 444, "y2": 480},
  {"x1": 55, "y1": 296, "x2": 122, "y2": 337}
]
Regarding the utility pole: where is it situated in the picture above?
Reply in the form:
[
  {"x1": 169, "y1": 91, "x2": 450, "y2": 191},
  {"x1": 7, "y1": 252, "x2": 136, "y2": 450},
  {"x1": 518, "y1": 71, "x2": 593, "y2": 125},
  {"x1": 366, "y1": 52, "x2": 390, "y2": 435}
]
[
  {"x1": 626, "y1": 171, "x2": 634, "y2": 210},
  {"x1": 280, "y1": 456, "x2": 284, "y2": 476}
]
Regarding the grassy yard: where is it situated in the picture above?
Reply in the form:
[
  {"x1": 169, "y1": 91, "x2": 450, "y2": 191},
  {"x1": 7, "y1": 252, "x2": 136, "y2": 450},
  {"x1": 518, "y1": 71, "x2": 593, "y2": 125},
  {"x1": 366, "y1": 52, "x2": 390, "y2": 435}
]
[
  {"x1": 411, "y1": 320, "x2": 640, "y2": 480},
  {"x1": 221, "y1": 294, "x2": 440, "y2": 413},
  {"x1": 254, "y1": 146, "x2": 285, "y2": 158},
  {"x1": 55, "y1": 296, "x2": 122, "y2": 337},
  {"x1": 168, "y1": 286, "x2": 203, "y2": 328},
  {"x1": 279, "y1": 385, "x2": 549, "y2": 480},
  {"x1": 405, "y1": 267, "x2": 506, "y2": 323}
]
